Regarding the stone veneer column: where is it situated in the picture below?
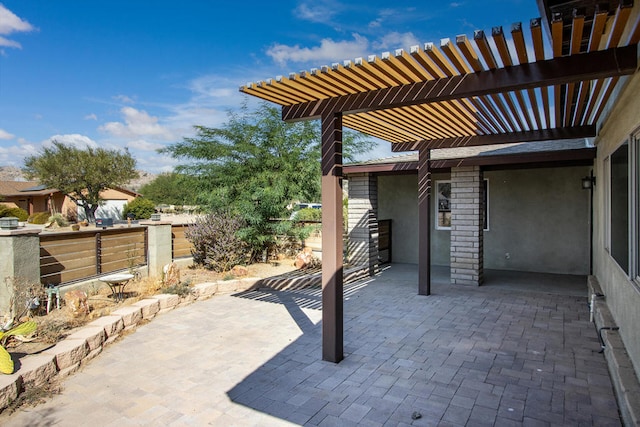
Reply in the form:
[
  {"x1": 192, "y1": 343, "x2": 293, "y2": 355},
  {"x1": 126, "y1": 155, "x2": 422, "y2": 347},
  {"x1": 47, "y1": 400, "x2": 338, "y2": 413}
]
[
  {"x1": 0, "y1": 228, "x2": 42, "y2": 315},
  {"x1": 450, "y1": 166, "x2": 484, "y2": 286},
  {"x1": 143, "y1": 221, "x2": 173, "y2": 278},
  {"x1": 347, "y1": 173, "x2": 378, "y2": 275}
]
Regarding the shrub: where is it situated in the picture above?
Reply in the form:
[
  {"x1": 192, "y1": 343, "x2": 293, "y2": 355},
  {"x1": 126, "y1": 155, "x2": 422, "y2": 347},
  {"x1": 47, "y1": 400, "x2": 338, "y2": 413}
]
[
  {"x1": 0, "y1": 206, "x2": 28, "y2": 221},
  {"x1": 28, "y1": 212, "x2": 51, "y2": 224},
  {"x1": 294, "y1": 207, "x2": 322, "y2": 221},
  {"x1": 185, "y1": 211, "x2": 247, "y2": 272},
  {"x1": 48, "y1": 213, "x2": 68, "y2": 227},
  {"x1": 122, "y1": 197, "x2": 156, "y2": 220}
]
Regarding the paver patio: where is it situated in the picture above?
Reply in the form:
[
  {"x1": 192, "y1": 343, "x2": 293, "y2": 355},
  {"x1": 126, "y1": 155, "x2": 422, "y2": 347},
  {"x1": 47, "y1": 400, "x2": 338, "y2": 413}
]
[{"x1": 0, "y1": 264, "x2": 621, "y2": 426}]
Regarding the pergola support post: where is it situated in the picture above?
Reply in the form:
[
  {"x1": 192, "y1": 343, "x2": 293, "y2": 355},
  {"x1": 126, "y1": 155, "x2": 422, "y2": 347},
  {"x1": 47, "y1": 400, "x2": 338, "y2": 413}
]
[
  {"x1": 418, "y1": 148, "x2": 431, "y2": 295},
  {"x1": 321, "y1": 111, "x2": 344, "y2": 363}
]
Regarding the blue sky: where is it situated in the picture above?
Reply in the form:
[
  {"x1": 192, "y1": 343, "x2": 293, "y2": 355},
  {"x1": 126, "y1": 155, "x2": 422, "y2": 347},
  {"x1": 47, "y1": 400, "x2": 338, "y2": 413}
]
[{"x1": 0, "y1": 1, "x2": 540, "y2": 174}]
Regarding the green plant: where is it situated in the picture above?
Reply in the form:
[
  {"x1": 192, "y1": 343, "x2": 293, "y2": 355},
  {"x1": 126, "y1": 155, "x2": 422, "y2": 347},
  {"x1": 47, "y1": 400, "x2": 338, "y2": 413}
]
[
  {"x1": 0, "y1": 321, "x2": 37, "y2": 374},
  {"x1": 28, "y1": 211, "x2": 50, "y2": 224},
  {"x1": 122, "y1": 197, "x2": 156, "y2": 220},
  {"x1": 160, "y1": 282, "x2": 192, "y2": 297},
  {"x1": 293, "y1": 207, "x2": 322, "y2": 221},
  {"x1": 0, "y1": 206, "x2": 29, "y2": 221},
  {"x1": 48, "y1": 213, "x2": 68, "y2": 227}
]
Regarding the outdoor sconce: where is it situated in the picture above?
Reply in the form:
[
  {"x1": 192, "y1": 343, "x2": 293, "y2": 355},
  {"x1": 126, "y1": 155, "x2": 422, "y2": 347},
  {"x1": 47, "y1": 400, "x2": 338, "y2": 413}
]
[
  {"x1": 0, "y1": 217, "x2": 19, "y2": 230},
  {"x1": 582, "y1": 175, "x2": 596, "y2": 190}
]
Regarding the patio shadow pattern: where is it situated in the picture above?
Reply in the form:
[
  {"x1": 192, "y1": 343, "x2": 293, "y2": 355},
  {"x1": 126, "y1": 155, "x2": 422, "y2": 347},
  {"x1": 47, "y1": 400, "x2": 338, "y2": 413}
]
[{"x1": 228, "y1": 264, "x2": 620, "y2": 426}]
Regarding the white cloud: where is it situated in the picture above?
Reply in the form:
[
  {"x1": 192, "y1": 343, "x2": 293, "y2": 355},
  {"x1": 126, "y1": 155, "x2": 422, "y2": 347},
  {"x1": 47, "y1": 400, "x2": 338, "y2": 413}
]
[
  {"x1": 126, "y1": 139, "x2": 164, "y2": 152},
  {"x1": 267, "y1": 33, "x2": 370, "y2": 66},
  {"x1": 113, "y1": 94, "x2": 135, "y2": 104},
  {"x1": 0, "y1": 128, "x2": 14, "y2": 140},
  {"x1": 45, "y1": 134, "x2": 99, "y2": 149},
  {"x1": 294, "y1": 1, "x2": 341, "y2": 24},
  {"x1": 84, "y1": 113, "x2": 98, "y2": 121},
  {"x1": 0, "y1": 4, "x2": 35, "y2": 51},
  {"x1": 373, "y1": 32, "x2": 420, "y2": 52},
  {"x1": 99, "y1": 107, "x2": 175, "y2": 140}
]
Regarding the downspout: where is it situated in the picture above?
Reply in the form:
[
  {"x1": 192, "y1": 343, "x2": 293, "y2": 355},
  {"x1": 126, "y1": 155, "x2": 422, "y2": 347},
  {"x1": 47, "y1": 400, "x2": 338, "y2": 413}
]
[{"x1": 589, "y1": 170, "x2": 594, "y2": 275}]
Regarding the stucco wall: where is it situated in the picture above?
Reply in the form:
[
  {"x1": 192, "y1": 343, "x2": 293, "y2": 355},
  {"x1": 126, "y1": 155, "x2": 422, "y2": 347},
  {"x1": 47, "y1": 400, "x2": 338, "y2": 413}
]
[
  {"x1": 377, "y1": 167, "x2": 590, "y2": 274},
  {"x1": 593, "y1": 68, "x2": 640, "y2": 375},
  {"x1": 484, "y1": 167, "x2": 590, "y2": 274},
  {"x1": 378, "y1": 173, "x2": 450, "y2": 266}
]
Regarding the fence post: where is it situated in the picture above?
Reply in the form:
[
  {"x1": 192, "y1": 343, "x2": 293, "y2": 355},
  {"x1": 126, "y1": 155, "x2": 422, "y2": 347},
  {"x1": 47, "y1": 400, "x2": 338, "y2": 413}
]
[
  {"x1": 96, "y1": 232, "x2": 102, "y2": 275},
  {"x1": 143, "y1": 221, "x2": 172, "y2": 279},
  {"x1": 0, "y1": 228, "x2": 41, "y2": 316}
]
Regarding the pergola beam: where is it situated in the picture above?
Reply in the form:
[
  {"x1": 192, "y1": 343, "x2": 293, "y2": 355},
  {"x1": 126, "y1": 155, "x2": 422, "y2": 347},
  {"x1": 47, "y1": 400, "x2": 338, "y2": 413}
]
[
  {"x1": 391, "y1": 125, "x2": 595, "y2": 151},
  {"x1": 282, "y1": 45, "x2": 637, "y2": 122}
]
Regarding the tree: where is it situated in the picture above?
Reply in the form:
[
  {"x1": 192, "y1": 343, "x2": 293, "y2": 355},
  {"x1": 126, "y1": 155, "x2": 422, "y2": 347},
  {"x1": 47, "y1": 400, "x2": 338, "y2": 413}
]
[
  {"x1": 139, "y1": 173, "x2": 198, "y2": 206},
  {"x1": 161, "y1": 102, "x2": 373, "y2": 261},
  {"x1": 23, "y1": 141, "x2": 138, "y2": 223},
  {"x1": 122, "y1": 197, "x2": 156, "y2": 219}
]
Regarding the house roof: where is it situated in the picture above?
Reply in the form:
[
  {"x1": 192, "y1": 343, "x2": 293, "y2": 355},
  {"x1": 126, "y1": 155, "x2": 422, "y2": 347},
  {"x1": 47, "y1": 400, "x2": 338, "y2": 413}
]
[
  {"x1": 240, "y1": 6, "x2": 639, "y2": 153},
  {"x1": 343, "y1": 138, "x2": 595, "y2": 174},
  {"x1": 0, "y1": 181, "x2": 141, "y2": 198},
  {"x1": 0, "y1": 181, "x2": 59, "y2": 197}
]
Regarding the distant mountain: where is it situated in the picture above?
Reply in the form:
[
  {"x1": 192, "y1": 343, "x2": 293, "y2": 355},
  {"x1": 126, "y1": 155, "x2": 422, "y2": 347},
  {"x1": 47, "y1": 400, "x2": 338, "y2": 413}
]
[{"x1": 0, "y1": 166, "x2": 156, "y2": 192}]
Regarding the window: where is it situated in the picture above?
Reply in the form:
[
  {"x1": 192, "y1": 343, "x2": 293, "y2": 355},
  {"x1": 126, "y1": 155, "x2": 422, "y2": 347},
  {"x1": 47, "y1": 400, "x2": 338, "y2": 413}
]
[
  {"x1": 436, "y1": 181, "x2": 451, "y2": 229},
  {"x1": 633, "y1": 133, "x2": 640, "y2": 283},
  {"x1": 435, "y1": 179, "x2": 489, "y2": 230},
  {"x1": 610, "y1": 141, "x2": 629, "y2": 274},
  {"x1": 606, "y1": 133, "x2": 640, "y2": 281}
]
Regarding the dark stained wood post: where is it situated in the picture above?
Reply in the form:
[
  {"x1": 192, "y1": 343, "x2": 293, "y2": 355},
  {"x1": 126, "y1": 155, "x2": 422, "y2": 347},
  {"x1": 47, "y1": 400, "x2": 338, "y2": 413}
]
[
  {"x1": 321, "y1": 111, "x2": 344, "y2": 363},
  {"x1": 418, "y1": 148, "x2": 431, "y2": 295}
]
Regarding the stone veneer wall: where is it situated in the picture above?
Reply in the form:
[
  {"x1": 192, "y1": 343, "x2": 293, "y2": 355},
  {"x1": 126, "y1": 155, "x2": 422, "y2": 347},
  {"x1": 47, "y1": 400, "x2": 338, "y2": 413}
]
[
  {"x1": 347, "y1": 173, "x2": 378, "y2": 275},
  {"x1": 450, "y1": 166, "x2": 484, "y2": 286}
]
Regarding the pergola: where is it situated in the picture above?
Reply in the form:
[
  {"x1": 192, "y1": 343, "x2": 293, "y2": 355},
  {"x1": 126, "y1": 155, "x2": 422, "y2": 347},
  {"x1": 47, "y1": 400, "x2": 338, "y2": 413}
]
[{"x1": 241, "y1": 4, "x2": 640, "y2": 363}]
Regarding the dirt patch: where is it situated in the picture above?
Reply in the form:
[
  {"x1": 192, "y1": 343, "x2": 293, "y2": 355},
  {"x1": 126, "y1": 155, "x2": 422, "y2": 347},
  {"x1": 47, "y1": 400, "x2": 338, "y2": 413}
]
[{"x1": 180, "y1": 260, "x2": 298, "y2": 284}]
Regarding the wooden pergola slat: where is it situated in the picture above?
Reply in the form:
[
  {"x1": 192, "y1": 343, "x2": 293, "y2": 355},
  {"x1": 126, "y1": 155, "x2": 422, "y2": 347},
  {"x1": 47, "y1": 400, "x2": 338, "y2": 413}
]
[{"x1": 281, "y1": 45, "x2": 637, "y2": 122}]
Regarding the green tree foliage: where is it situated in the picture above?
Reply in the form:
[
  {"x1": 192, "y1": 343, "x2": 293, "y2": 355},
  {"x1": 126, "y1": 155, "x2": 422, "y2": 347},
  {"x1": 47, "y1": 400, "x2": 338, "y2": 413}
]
[
  {"x1": 162, "y1": 103, "x2": 373, "y2": 261},
  {"x1": 139, "y1": 172, "x2": 198, "y2": 206},
  {"x1": 123, "y1": 197, "x2": 156, "y2": 219},
  {"x1": 23, "y1": 141, "x2": 138, "y2": 223}
]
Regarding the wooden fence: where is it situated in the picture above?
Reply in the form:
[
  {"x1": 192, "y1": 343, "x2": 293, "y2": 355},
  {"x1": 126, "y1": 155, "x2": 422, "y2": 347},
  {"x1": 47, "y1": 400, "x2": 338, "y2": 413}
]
[
  {"x1": 171, "y1": 224, "x2": 193, "y2": 259},
  {"x1": 40, "y1": 227, "x2": 148, "y2": 286}
]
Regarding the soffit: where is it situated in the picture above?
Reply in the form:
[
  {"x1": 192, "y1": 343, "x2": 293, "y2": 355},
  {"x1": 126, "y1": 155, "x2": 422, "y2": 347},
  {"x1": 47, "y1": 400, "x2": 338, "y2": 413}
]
[{"x1": 240, "y1": 5, "x2": 640, "y2": 151}]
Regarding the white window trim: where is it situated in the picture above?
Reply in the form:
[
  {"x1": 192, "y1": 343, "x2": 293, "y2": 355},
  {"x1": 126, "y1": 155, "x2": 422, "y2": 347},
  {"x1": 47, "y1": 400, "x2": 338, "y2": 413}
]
[
  {"x1": 435, "y1": 180, "x2": 451, "y2": 230},
  {"x1": 483, "y1": 178, "x2": 490, "y2": 232},
  {"x1": 434, "y1": 179, "x2": 489, "y2": 231}
]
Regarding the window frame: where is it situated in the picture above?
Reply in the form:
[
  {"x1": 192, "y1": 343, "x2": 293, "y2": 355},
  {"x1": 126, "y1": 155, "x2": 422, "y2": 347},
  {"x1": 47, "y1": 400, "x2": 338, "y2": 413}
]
[
  {"x1": 434, "y1": 179, "x2": 489, "y2": 231},
  {"x1": 435, "y1": 180, "x2": 452, "y2": 230},
  {"x1": 605, "y1": 131, "x2": 640, "y2": 283}
]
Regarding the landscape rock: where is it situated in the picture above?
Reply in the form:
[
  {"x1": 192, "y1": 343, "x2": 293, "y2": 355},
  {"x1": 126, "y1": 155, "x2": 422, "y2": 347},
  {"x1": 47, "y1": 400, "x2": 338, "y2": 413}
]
[
  {"x1": 231, "y1": 265, "x2": 249, "y2": 277},
  {"x1": 63, "y1": 290, "x2": 90, "y2": 317},
  {"x1": 163, "y1": 262, "x2": 181, "y2": 287}
]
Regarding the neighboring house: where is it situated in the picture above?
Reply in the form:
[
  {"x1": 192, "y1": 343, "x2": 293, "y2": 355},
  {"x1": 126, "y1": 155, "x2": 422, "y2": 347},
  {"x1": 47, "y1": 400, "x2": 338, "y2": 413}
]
[
  {"x1": 240, "y1": 1, "x2": 640, "y2": 421},
  {"x1": 0, "y1": 181, "x2": 140, "y2": 220},
  {"x1": 0, "y1": 181, "x2": 65, "y2": 215}
]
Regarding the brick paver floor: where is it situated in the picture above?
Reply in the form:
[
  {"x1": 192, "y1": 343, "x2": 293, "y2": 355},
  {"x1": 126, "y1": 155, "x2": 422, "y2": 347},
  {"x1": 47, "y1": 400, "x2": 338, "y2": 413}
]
[{"x1": 0, "y1": 264, "x2": 621, "y2": 426}]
